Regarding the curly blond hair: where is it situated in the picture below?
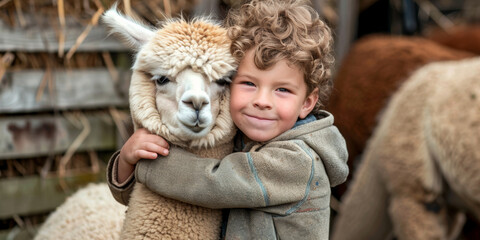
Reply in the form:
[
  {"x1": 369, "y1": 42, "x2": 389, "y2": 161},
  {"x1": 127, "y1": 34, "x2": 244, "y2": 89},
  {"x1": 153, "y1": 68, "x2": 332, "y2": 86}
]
[{"x1": 225, "y1": 0, "x2": 334, "y2": 113}]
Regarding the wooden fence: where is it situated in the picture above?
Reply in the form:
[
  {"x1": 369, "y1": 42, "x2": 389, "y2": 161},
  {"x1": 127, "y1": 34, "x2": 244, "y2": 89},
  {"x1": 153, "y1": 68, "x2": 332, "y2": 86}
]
[{"x1": 0, "y1": 13, "x2": 131, "y2": 240}]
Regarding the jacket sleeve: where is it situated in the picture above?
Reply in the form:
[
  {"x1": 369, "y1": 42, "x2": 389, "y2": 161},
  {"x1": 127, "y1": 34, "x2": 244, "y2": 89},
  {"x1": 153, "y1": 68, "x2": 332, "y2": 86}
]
[
  {"x1": 136, "y1": 140, "x2": 315, "y2": 209},
  {"x1": 106, "y1": 151, "x2": 135, "y2": 206}
]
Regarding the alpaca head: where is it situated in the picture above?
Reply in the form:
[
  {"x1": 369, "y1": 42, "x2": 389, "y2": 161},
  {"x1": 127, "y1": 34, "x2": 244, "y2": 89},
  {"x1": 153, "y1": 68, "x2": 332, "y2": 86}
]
[{"x1": 102, "y1": 8, "x2": 237, "y2": 148}]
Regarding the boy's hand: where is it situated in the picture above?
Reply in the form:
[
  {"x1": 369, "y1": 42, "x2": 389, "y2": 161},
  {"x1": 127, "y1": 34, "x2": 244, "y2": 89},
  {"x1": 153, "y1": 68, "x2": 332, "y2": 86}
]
[{"x1": 117, "y1": 128, "x2": 169, "y2": 183}]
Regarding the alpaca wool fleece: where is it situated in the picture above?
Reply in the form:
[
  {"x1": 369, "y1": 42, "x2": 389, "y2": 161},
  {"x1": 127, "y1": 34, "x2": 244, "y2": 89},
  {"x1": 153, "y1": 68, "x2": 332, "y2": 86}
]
[
  {"x1": 34, "y1": 183, "x2": 126, "y2": 240},
  {"x1": 121, "y1": 182, "x2": 222, "y2": 239},
  {"x1": 327, "y1": 34, "x2": 474, "y2": 196},
  {"x1": 426, "y1": 24, "x2": 480, "y2": 55},
  {"x1": 332, "y1": 57, "x2": 480, "y2": 240},
  {"x1": 120, "y1": 87, "x2": 235, "y2": 240},
  {"x1": 35, "y1": 9, "x2": 237, "y2": 240},
  {"x1": 108, "y1": 12, "x2": 237, "y2": 239}
]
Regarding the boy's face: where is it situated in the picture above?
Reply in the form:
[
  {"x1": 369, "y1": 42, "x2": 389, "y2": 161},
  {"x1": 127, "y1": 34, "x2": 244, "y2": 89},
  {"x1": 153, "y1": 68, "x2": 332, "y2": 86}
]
[{"x1": 230, "y1": 49, "x2": 318, "y2": 142}]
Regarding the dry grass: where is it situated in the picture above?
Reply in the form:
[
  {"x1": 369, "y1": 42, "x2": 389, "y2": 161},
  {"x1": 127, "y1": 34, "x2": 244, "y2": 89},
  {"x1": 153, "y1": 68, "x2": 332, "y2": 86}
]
[{"x1": 0, "y1": 0, "x2": 197, "y2": 66}]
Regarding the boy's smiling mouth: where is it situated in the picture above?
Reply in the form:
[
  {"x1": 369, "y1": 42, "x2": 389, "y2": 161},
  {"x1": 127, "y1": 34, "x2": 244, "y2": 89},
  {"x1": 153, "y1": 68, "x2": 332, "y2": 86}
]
[{"x1": 244, "y1": 114, "x2": 275, "y2": 127}]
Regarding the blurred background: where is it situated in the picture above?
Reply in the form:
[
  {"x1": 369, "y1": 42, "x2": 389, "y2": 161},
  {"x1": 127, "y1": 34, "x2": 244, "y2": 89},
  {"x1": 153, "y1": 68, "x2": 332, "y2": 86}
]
[{"x1": 0, "y1": 0, "x2": 479, "y2": 239}]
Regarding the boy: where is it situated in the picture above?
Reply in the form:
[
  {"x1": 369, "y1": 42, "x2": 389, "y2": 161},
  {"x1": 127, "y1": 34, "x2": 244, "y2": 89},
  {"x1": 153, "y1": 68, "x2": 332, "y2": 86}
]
[{"x1": 107, "y1": 0, "x2": 348, "y2": 239}]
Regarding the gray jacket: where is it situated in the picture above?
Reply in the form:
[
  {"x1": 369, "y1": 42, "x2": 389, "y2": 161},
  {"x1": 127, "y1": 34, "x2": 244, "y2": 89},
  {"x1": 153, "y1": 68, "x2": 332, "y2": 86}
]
[{"x1": 107, "y1": 111, "x2": 349, "y2": 239}]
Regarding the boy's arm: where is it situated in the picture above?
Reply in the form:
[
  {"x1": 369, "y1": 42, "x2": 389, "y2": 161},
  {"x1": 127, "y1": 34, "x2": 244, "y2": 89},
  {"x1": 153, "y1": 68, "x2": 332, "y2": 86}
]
[
  {"x1": 106, "y1": 128, "x2": 170, "y2": 205},
  {"x1": 136, "y1": 141, "x2": 315, "y2": 209},
  {"x1": 106, "y1": 151, "x2": 135, "y2": 205},
  {"x1": 117, "y1": 128, "x2": 170, "y2": 183}
]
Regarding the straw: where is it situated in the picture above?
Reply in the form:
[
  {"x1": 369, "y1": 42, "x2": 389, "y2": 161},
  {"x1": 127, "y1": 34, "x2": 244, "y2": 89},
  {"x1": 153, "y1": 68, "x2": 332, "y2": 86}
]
[
  {"x1": 35, "y1": 66, "x2": 51, "y2": 102},
  {"x1": 58, "y1": 111, "x2": 91, "y2": 190},
  {"x1": 0, "y1": 0, "x2": 11, "y2": 8},
  {"x1": 163, "y1": 0, "x2": 172, "y2": 18},
  {"x1": 57, "y1": 0, "x2": 66, "y2": 57},
  {"x1": 0, "y1": 52, "x2": 14, "y2": 85},
  {"x1": 109, "y1": 107, "x2": 130, "y2": 142},
  {"x1": 146, "y1": 1, "x2": 167, "y2": 20},
  {"x1": 101, "y1": 51, "x2": 118, "y2": 83},
  {"x1": 13, "y1": 0, "x2": 26, "y2": 27},
  {"x1": 65, "y1": 7, "x2": 104, "y2": 60},
  {"x1": 88, "y1": 150, "x2": 100, "y2": 174},
  {"x1": 415, "y1": 0, "x2": 454, "y2": 31},
  {"x1": 124, "y1": 0, "x2": 132, "y2": 17}
]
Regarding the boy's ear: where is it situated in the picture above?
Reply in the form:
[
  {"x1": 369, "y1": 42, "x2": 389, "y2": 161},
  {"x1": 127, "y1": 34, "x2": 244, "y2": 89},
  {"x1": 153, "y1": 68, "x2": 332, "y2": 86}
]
[
  {"x1": 299, "y1": 88, "x2": 319, "y2": 119},
  {"x1": 102, "y1": 6, "x2": 155, "y2": 52}
]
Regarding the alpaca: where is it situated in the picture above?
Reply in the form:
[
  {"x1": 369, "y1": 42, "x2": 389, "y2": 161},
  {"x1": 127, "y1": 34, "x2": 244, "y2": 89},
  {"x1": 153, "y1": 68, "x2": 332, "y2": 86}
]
[
  {"x1": 331, "y1": 56, "x2": 480, "y2": 240},
  {"x1": 34, "y1": 183, "x2": 127, "y2": 240},
  {"x1": 326, "y1": 34, "x2": 475, "y2": 196},
  {"x1": 33, "y1": 9, "x2": 236, "y2": 240},
  {"x1": 102, "y1": 8, "x2": 237, "y2": 240},
  {"x1": 426, "y1": 24, "x2": 480, "y2": 55}
]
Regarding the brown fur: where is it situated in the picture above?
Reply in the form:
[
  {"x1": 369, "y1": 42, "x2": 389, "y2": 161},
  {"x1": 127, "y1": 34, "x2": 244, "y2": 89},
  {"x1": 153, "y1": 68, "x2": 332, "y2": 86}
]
[
  {"x1": 332, "y1": 57, "x2": 480, "y2": 240},
  {"x1": 426, "y1": 24, "x2": 480, "y2": 55},
  {"x1": 326, "y1": 34, "x2": 475, "y2": 196}
]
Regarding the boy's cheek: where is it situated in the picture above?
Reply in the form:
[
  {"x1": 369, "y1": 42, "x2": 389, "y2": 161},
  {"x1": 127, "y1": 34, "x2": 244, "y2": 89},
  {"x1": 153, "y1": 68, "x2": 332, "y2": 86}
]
[{"x1": 229, "y1": 89, "x2": 244, "y2": 109}]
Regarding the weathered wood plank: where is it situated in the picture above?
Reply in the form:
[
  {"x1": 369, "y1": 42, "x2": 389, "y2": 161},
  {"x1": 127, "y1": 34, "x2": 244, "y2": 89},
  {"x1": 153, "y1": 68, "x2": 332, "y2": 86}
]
[
  {"x1": 0, "y1": 68, "x2": 129, "y2": 113},
  {"x1": 0, "y1": 112, "x2": 118, "y2": 159},
  {"x1": 0, "y1": 171, "x2": 105, "y2": 219},
  {"x1": 335, "y1": 0, "x2": 358, "y2": 70},
  {"x1": 0, "y1": 20, "x2": 127, "y2": 52}
]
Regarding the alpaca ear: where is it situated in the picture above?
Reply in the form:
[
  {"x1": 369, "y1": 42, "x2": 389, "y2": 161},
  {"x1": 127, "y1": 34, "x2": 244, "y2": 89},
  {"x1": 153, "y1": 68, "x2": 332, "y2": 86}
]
[{"x1": 102, "y1": 6, "x2": 155, "y2": 51}]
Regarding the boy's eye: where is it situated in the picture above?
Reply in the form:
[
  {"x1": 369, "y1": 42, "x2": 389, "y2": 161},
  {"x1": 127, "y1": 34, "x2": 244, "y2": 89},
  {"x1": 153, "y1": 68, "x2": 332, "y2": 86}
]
[
  {"x1": 242, "y1": 81, "x2": 255, "y2": 86},
  {"x1": 276, "y1": 88, "x2": 290, "y2": 93}
]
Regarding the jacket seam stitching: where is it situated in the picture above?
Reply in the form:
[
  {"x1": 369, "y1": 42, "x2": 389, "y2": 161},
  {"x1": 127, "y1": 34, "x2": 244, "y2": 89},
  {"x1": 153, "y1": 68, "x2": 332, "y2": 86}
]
[
  {"x1": 273, "y1": 205, "x2": 330, "y2": 217},
  {"x1": 247, "y1": 152, "x2": 270, "y2": 206},
  {"x1": 285, "y1": 141, "x2": 315, "y2": 215}
]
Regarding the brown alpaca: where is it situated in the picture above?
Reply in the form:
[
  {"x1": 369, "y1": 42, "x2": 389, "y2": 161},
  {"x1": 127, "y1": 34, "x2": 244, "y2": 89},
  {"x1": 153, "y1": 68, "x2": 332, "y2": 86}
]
[
  {"x1": 327, "y1": 34, "x2": 474, "y2": 195},
  {"x1": 426, "y1": 24, "x2": 480, "y2": 55},
  {"x1": 332, "y1": 56, "x2": 480, "y2": 240}
]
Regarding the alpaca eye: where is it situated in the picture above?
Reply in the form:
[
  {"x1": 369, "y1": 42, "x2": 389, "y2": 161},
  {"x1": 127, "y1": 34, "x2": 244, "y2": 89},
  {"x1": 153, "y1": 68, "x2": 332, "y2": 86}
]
[
  {"x1": 215, "y1": 78, "x2": 230, "y2": 86},
  {"x1": 152, "y1": 75, "x2": 170, "y2": 85},
  {"x1": 215, "y1": 70, "x2": 235, "y2": 86}
]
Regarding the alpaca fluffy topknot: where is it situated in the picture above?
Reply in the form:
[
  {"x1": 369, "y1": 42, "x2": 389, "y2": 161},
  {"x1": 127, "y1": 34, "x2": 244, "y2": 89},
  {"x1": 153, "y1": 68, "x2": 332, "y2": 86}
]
[{"x1": 134, "y1": 19, "x2": 237, "y2": 82}]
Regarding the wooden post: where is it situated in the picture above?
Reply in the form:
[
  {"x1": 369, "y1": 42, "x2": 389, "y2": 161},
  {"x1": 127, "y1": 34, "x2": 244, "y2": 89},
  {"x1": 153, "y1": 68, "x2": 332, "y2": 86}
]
[{"x1": 334, "y1": 0, "x2": 358, "y2": 76}]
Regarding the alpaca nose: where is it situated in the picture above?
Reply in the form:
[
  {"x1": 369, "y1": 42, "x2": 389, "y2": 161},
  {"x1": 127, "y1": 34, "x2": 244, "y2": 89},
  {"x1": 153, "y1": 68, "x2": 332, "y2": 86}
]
[{"x1": 182, "y1": 93, "x2": 210, "y2": 112}]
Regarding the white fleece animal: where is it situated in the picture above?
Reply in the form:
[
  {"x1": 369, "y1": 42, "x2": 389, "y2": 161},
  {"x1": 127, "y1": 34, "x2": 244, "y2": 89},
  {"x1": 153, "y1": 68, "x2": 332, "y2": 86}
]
[
  {"x1": 103, "y1": 8, "x2": 237, "y2": 240},
  {"x1": 34, "y1": 183, "x2": 127, "y2": 240},
  {"x1": 34, "y1": 8, "x2": 237, "y2": 240},
  {"x1": 332, "y1": 57, "x2": 480, "y2": 240},
  {"x1": 34, "y1": 7, "x2": 236, "y2": 240}
]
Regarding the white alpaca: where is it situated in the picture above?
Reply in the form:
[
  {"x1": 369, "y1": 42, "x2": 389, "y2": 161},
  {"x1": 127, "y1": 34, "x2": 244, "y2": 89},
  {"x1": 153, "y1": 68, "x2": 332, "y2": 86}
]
[
  {"x1": 34, "y1": 183, "x2": 127, "y2": 240},
  {"x1": 103, "y1": 8, "x2": 237, "y2": 240},
  {"x1": 34, "y1": 8, "x2": 237, "y2": 240},
  {"x1": 332, "y1": 57, "x2": 480, "y2": 240}
]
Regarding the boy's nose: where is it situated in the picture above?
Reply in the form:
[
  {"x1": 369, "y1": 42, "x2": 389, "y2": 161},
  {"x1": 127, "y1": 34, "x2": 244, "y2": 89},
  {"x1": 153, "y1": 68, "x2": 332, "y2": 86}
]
[{"x1": 253, "y1": 91, "x2": 272, "y2": 110}]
